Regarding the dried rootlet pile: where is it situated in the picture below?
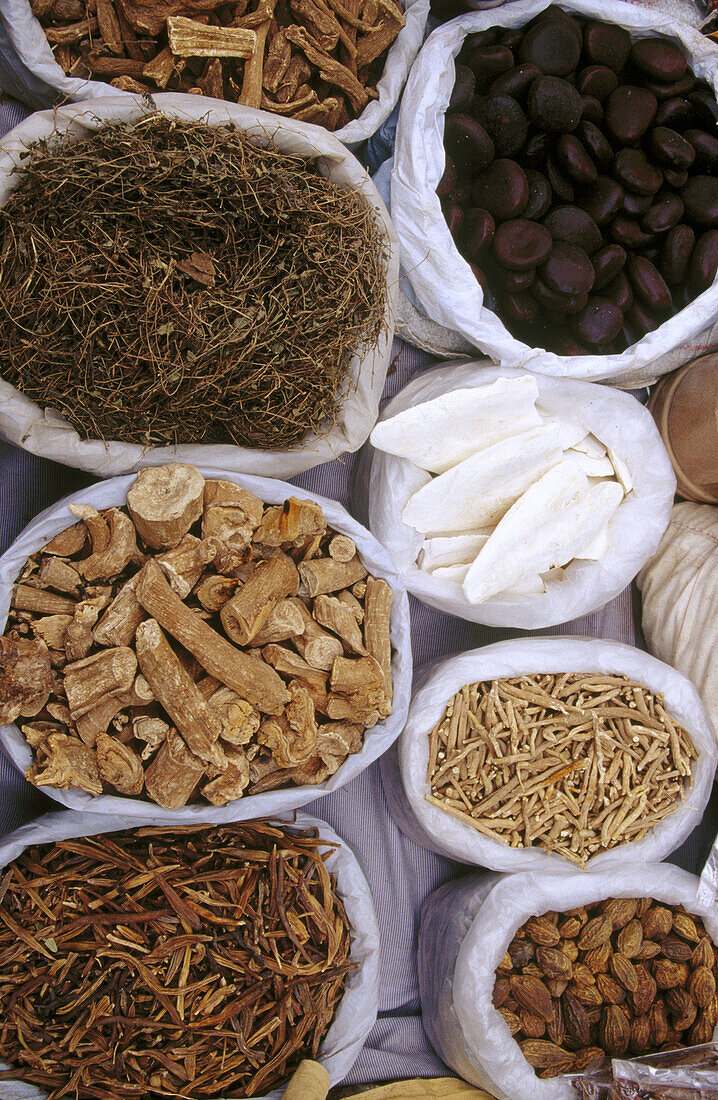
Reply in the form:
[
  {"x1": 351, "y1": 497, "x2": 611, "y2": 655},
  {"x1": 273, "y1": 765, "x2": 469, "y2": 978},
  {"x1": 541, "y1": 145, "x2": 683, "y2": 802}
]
[
  {"x1": 0, "y1": 822, "x2": 356, "y2": 1099},
  {"x1": 0, "y1": 115, "x2": 388, "y2": 448}
]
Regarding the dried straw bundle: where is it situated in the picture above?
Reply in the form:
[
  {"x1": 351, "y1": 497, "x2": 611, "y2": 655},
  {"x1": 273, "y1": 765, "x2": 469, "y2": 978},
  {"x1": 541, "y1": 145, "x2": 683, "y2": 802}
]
[{"x1": 0, "y1": 114, "x2": 388, "y2": 449}]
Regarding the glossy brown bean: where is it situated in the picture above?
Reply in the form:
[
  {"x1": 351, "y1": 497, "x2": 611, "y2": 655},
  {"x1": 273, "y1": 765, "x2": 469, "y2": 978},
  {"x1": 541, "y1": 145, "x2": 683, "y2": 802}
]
[
  {"x1": 444, "y1": 114, "x2": 495, "y2": 171},
  {"x1": 493, "y1": 266, "x2": 535, "y2": 292},
  {"x1": 689, "y1": 229, "x2": 718, "y2": 290},
  {"x1": 493, "y1": 218, "x2": 553, "y2": 270},
  {"x1": 592, "y1": 244, "x2": 627, "y2": 289},
  {"x1": 603, "y1": 270, "x2": 634, "y2": 312},
  {"x1": 467, "y1": 45, "x2": 514, "y2": 92},
  {"x1": 655, "y1": 97, "x2": 695, "y2": 129},
  {"x1": 576, "y1": 65, "x2": 618, "y2": 101},
  {"x1": 650, "y1": 127, "x2": 696, "y2": 169},
  {"x1": 626, "y1": 299, "x2": 660, "y2": 337},
  {"x1": 544, "y1": 205, "x2": 602, "y2": 253},
  {"x1": 572, "y1": 298, "x2": 624, "y2": 344},
  {"x1": 502, "y1": 291, "x2": 538, "y2": 324},
  {"x1": 662, "y1": 224, "x2": 695, "y2": 284},
  {"x1": 613, "y1": 148, "x2": 663, "y2": 195},
  {"x1": 684, "y1": 129, "x2": 718, "y2": 172},
  {"x1": 472, "y1": 159, "x2": 529, "y2": 220},
  {"x1": 580, "y1": 96, "x2": 604, "y2": 124},
  {"x1": 627, "y1": 255, "x2": 673, "y2": 311},
  {"x1": 583, "y1": 21, "x2": 631, "y2": 72},
  {"x1": 528, "y1": 76, "x2": 582, "y2": 132},
  {"x1": 449, "y1": 65, "x2": 475, "y2": 111},
  {"x1": 610, "y1": 216, "x2": 655, "y2": 249},
  {"x1": 523, "y1": 170, "x2": 552, "y2": 220},
  {"x1": 474, "y1": 95, "x2": 528, "y2": 157},
  {"x1": 461, "y1": 208, "x2": 496, "y2": 260},
  {"x1": 578, "y1": 121, "x2": 614, "y2": 171},
  {"x1": 681, "y1": 176, "x2": 718, "y2": 226},
  {"x1": 556, "y1": 134, "x2": 597, "y2": 183},
  {"x1": 622, "y1": 191, "x2": 653, "y2": 217},
  {"x1": 519, "y1": 20, "x2": 580, "y2": 76},
  {"x1": 540, "y1": 242, "x2": 595, "y2": 295},
  {"x1": 546, "y1": 156, "x2": 575, "y2": 203},
  {"x1": 436, "y1": 157, "x2": 457, "y2": 198},
  {"x1": 663, "y1": 166, "x2": 689, "y2": 189},
  {"x1": 532, "y1": 277, "x2": 588, "y2": 313},
  {"x1": 443, "y1": 200, "x2": 464, "y2": 238},
  {"x1": 605, "y1": 86, "x2": 658, "y2": 144},
  {"x1": 630, "y1": 38, "x2": 687, "y2": 83},
  {"x1": 488, "y1": 63, "x2": 541, "y2": 100},
  {"x1": 582, "y1": 176, "x2": 625, "y2": 225},
  {"x1": 642, "y1": 193, "x2": 684, "y2": 234}
]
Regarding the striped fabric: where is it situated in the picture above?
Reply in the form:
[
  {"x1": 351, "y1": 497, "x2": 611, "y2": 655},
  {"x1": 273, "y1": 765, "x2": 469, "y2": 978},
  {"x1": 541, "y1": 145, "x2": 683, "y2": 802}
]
[{"x1": 0, "y1": 94, "x2": 716, "y2": 1088}]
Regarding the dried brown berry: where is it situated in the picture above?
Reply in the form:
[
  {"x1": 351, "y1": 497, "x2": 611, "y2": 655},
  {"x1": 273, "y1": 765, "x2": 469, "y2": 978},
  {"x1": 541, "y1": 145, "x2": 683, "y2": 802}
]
[
  {"x1": 693, "y1": 938, "x2": 715, "y2": 970},
  {"x1": 583, "y1": 942, "x2": 612, "y2": 973},
  {"x1": 525, "y1": 916, "x2": 561, "y2": 947},
  {"x1": 509, "y1": 940, "x2": 536, "y2": 968},
  {"x1": 636, "y1": 939, "x2": 662, "y2": 961},
  {"x1": 547, "y1": 978, "x2": 569, "y2": 998},
  {"x1": 642, "y1": 906, "x2": 673, "y2": 940},
  {"x1": 673, "y1": 911, "x2": 701, "y2": 943},
  {"x1": 519, "y1": 1039, "x2": 574, "y2": 1071},
  {"x1": 659, "y1": 935, "x2": 693, "y2": 962},
  {"x1": 536, "y1": 946, "x2": 573, "y2": 981},
  {"x1": 520, "y1": 1009, "x2": 547, "y2": 1038},
  {"x1": 617, "y1": 918, "x2": 643, "y2": 958},
  {"x1": 648, "y1": 1002, "x2": 668, "y2": 1045},
  {"x1": 688, "y1": 965, "x2": 716, "y2": 1008},
  {"x1": 630, "y1": 1014, "x2": 651, "y2": 1051},
  {"x1": 596, "y1": 973, "x2": 626, "y2": 1004},
  {"x1": 601, "y1": 897, "x2": 638, "y2": 930},
  {"x1": 558, "y1": 916, "x2": 583, "y2": 939},
  {"x1": 653, "y1": 959, "x2": 689, "y2": 990},
  {"x1": 547, "y1": 1000, "x2": 566, "y2": 1046},
  {"x1": 563, "y1": 990, "x2": 591, "y2": 1046},
  {"x1": 690, "y1": 1010, "x2": 714, "y2": 1046},
  {"x1": 600, "y1": 1004, "x2": 630, "y2": 1055},
  {"x1": 498, "y1": 1007, "x2": 522, "y2": 1035},
  {"x1": 510, "y1": 974, "x2": 554, "y2": 1022},
  {"x1": 492, "y1": 976, "x2": 510, "y2": 1007},
  {"x1": 611, "y1": 953, "x2": 639, "y2": 993},
  {"x1": 578, "y1": 915, "x2": 613, "y2": 951},
  {"x1": 632, "y1": 965, "x2": 658, "y2": 1015}
]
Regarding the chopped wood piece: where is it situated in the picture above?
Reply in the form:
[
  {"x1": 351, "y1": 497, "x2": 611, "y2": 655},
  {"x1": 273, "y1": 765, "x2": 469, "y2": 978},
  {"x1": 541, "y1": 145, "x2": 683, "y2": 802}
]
[
  {"x1": 135, "y1": 618, "x2": 224, "y2": 766},
  {"x1": 261, "y1": 88, "x2": 318, "y2": 114},
  {"x1": 294, "y1": 96, "x2": 342, "y2": 126},
  {"x1": 355, "y1": 0, "x2": 404, "y2": 65},
  {"x1": 96, "y1": 731, "x2": 144, "y2": 795},
  {"x1": 285, "y1": 24, "x2": 370, "y2": 110},
  {"x1": 68, "y1": 503, "x2": 110, "y2": 553},
  {"x1": 63, "y1": 647, "x2": 138, "y2": 720},
  {"x1": 203, "y1": 750, "x2": 250, "y2": 803},
  {"x1": 202, "y1": 480, "x2": 264, "y2": 554},
  {"x1": 116, "y1": 0, "x2": 226, "y2": 37},
  {"x1": 314, "y1": 594, "x2": 367, "y2": 655},
  {"x1": 196, "y1": 574, "x2": 240, "y2": 612},
  {"x1": 168, "y1": 14, "x2": 256, "y2": 56},
  {"x1": 208, "y1": 686, "x2": 260, "y2": 744},
  {"x1": 45, "y1": 15, "x2": 98, "y2": 41},
  {"x1": 135, "y1": 560, "x2": 288, "y2": 713},
  {"x1": 37, "y1": 557, "x2": 81, "y2": 596},
  {"x1": 291, "y1": 0, "x2": 339, "y2": 50},
  {"x1": 328, "y1": 534, "x2": 356, "y2": 562},
  {"x1": 292, "y1": 598, "x2": 343, "y2": 671},
  {"x1": 0, "y1": 635, "x2": 54, "y2": 725},
  {"x1": 258, "y1": 681, "x2": 317, "y2": 766},
  {"x1": 114, "y1": 0, "x2": 145, "y2": 59},
  {"x1": 249, "y1": 598, "x2": 305, "y2": 646},
  {"x1": 30, "y1": 733, "x2": 102, "y2": 796},
  {"x1": 329, "y1": 654, "x2": 385, "y2": 724},
  {"x1": 111, "y1": 75, "x2": 156, "y2": 92},
  {"x1": 93, "y1": 579, "x2": 144, "y2": 648},
  {"x1": 87, "y1": 54, "x2": 149, "y2": 76},
  {"x1": 30, "y1": 0, "x2": 55, "y2": 16},
  {"x1": 21, "y1": 721, "x2": 63, "y2": 749},
  {"x1": 127, "y1": 464, "x2": 205, "y2": 550},
  {"x1": 262, "y1": 27, "x2": 291, "y2": 90},
  {"x1": 238, "y1": 0, "x2": 276, "y2": 105},
  {"x1": 255, "y1": 496, "x2": 326, "y2": 548},
  {"x1": 144, "y1": 729, "x2": 204, "y2": 809},
  {"x1": 317, "y1": 719, "x2": 363, "y2": 756},
  {"x1": 75, "y1": 508, "x2": 139, "y2": 582},
  {"x1": 96, "y1": 0, "x2": 123, "y2": 52},
  {"x1": 275, "y1": 53, "x2": 311, "y2": 101},
  {"x1": 198, "y1": 56, "x2": 225, "y2": 97},
  {"x1": 337, "y1": 589, "x2": 363, "y2": 620},
  {"x1": 64, "y1": 596, "x2": 106, "y2": 662},
  {"x1": 30, "y1": 615, "x2": 73, "y2": 652},
  {"x1": 298, "y1": 554, "x2": 367, "y2": 597},
  {"x1": 156, "y1": 534, "x2": 215, "y2": 599},
  {"x1": 13, "y1": 584, "x2": 76, "y2": 616},
  {"x1": 220, "y1": 554, "x2": 299, "y2": 646},
  {"x1": 143, "y1": 45, "x2": 182, "y2": 87},
  {"x1": 363, "y1": 575, "x2": 393, "y2": 711},
  {"x1": 75, "y1": 693, "x2": 127, "y2": 747},
  {"x1": 43, "y1": 522, "x2": 87, "y2": 557}
]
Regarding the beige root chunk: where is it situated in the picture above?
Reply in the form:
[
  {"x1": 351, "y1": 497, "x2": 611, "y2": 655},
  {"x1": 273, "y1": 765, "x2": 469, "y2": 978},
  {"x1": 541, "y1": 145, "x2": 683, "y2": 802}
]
[
  {"x1": 208, "y1": 686, "x2": 260, "y2": 745},
  {"x1": 37, "y1": 556, "x2": 81, "y2": 595},
  {"x1": 142, "y1": 45, "x2": 181, "y2": 87},
  {"x1": 238, "y1": 0, "x2": 276, "y2": 106},
  {"x1": 65, "y1": 592, "x2": 111, "y2": 662},
  {"x1": 168, "y1": 14, "x2": 256, "y2": 56},
  {"x1": 220, "y1": 553, "x2": 299, "y2": 646},
  {"x1": 313, "y1": 594, "x2": 367, "y2": 656},
  {"x1": 249, "y1": 599, "x2": 305, "y2": 647},
  {"x1": 316, "y1": 720, "x2": 363, "y2": 757},
  {"x1": 144, "y1": 728, "x2": 205, "y2": 809},
  {"x1": 255, "y1": 496, "x2": 326, "y2": 548},
  {"x1": 328, "y1": 534, "x2": 357, "y2": 562},
  {"x1": 337, "y1": 589, "x2": 363, "y2": 621},
  {"x1": 21, "y1": 721, "x2": 64, "y2": 749},
  {"x1": 68, "y1": 503, "x2": 110, "y2": 552},
  {"x1": 202, "y1": 480, "x2": 264, "y2": 552},
  {"x1": 258, "y1": 694, "x2": 316, "y2": 767},
  {"x1": 127, "y1": 464, "x2": 205, "y2": 550},
  {"x1": 44, "y1": 522, "x2": 87, "y2": 557},
  {"x1": 292, "y1": 599, "x2": 343, "y2": 672},
  {"x1": 196, "y1": 574, "x2": 240, "y2": 612},
  {"x1": 93, "y1": 579, "x2": 145, "y2": 647},
  {"x1": 364, "y1": 576, "x2": 393, "y2": 713},
  {"x1": 261, "y1": 644, "x2": 329, "y2": 706},
  {"x1": 328, "y1": 654, "x2": 385, "y2": 725},
  {"x1": 202, "y1": 750, "x2": 250, "y2": 805},
  {"x1": 96, "y1": 0, "x2": 123, "y2": 53},
  {"x1": 262, "y1": 27, "x2": 291, "y2": 91},
  {"x1": 156, "y1": 534, "x2": 216, "y2": 599},
  {"x1": 13, "y1": 584, "x2": 77, "y2": 616},
  {"x1": 132, "y1": 715, "x2": 169, "y2": 761},
  {"x1": 46, "y1": 702, "x2": 71, "y2": 724},
  {"x1": 30, "y1": 733, "x2": 102, "y2": 796},
  {"x1": 135, "y1": 618, "x2": 224, "y2": 767},
  {"x1": 0, "y1": 635, "x2": 54, "y2": 724},
  {"x1": 135, "y1": 560, "x2": 288, "y2": 713},
  {"x1": 75, "y1": 693, "x2": 128, "y2": 747},
  {"x1": 298, "y1": 555, "x2": 367, "y2": 597},
  {"x1": 275, "y1": 53, "x2": 311, "y2": 103},
  {"x1": 74, "y1": 508, "x2": 139, "y2": 582},
  {"x1": 96, "y1": 731, "x2": 144, "y2": 795},
  {"x1": 290, "y1": 0, "x2": 340, "y2": 50},
  {"x1": 63, "y1": 647, "x2": 138, "y2": 720},
  {"x1": 31, "y1": 614, "x2": 73, "y2": 652}
]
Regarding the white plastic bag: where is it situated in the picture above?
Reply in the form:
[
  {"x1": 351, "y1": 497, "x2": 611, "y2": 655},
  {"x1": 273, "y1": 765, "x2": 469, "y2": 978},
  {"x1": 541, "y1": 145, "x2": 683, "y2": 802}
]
[
  {"x1": 0, "y1": 94, "x2": 399, "y2": 477},
  {"x1": 366, "y1": 361, "x2": 676, "y2": 629},
  {"x1": 0, "y1": 0, "x2": 428, "y2": 148},
  {"x1": 381, "y1": 635, "x2": 718, "y2": 873},
  {"x1": 638, "y1": 502, "x2": 718, "y2": 744},
  {"x1": 0, "y1": 807, "x2": 380, "y2": 1100},
  {"x1": 0, "y1": 466, "x2": 412, "y2": 822},
  {"x1": 391, "y1": 0, "x2": 718, "y2": 388},
  {"x1": 418, "y1": 863, "x2": 718, "y2": 1100}
]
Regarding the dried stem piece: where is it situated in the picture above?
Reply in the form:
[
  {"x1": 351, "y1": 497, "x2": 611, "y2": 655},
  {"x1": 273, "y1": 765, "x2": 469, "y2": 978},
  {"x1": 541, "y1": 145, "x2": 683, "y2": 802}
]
[
  {"x1": 167, "y1": 15, "x2": 257, "y2": 57},
  {"x1": 127, "y1": 463, "x2": 205, "y2": 549}
]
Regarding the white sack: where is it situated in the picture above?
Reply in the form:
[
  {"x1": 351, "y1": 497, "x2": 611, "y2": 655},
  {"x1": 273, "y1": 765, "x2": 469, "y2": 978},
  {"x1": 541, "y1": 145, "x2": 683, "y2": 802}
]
[
  {"x1": 638, "y1": 501, "x2": 718, "y2": 740},
  {"x1": 0, "y1": 94, "x2": 399, "y2": 477},
  {"x1": 367, "y1": 361, "x2": 676, "y2": 629},
  {"x1": 418, "y1": 863, "x2": 718, "y2": 1100},
  {"x1": 380, "y1": 635, "x2": 718, "y2": 873},
  {"x1": 391, "y1": 0, "x2": 718, "y2": 389},
  {"x1": 0, "y1": 467, "x2": 412, "y2": 822},
  {"x1": 0, "y1": 0, "x2": 428, "y2": 147},
  {"x1": 0, "y1": 807, "x2": 379, "y2": 1100}
]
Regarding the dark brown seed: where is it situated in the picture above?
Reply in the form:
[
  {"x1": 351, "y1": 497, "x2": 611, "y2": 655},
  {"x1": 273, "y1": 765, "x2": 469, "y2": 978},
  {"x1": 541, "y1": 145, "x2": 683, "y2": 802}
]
[
  {"x1": 436, "y1": 157, "x2": 457, "y2": 198},
  {"x1": 469, "y1": 263, "x2": 488, "y2": 292},
  {"x1": 541, "y1": 242, "x2": 595, "y2": 295},
  {"x1": 563, "y1": 990, "x2": 591, "y2": 1046},
  {"x1": 627, "y1": 255, "x2": 673, "y2": 312},
  {"x1": 472, "y1": 159, "x2": 529, "y2": 221},
  {"x1": 580, "y1": 96, "x2": 604, "y2": 124},
  {"x1": 642, "y1": 193, "x2": 684, "y2": 234},
  {"x1": 474, "y1": 95, "x2": 528, "y2": 158},
  {"x1": 663, "y1": 165, "x2": 689, "y2": 189},
  {"x1": 502, "y1": 291, "x2": 538, "y2": 325},
  {"x1": 544, "y1": 205, "x2": 603, "y2": 253},
  {"x1": 592, "y1": 244, "x2": 626, "y2": 289},
  {"x1": 444, "y1": 113, "x2": 495, "y2": 171},
  {"x1": 684, "y1": 128, "x2": 718, "y2": 172},
  {"x1": 572, "y1": 297, "x2": 623, "y2": 344},
  {"x1": 467, "y1": 45, "x2": 514, "y2": 92},
  {"x1": 532, "y1": 278, "x2": 588, "y2": 314},
  {"x1": 658, "y1": 935, "x2": 693, "y2": 963},
  {"x1": 519, "y1": 20, "x2": 580, "y2": 76},
  {"x1": 528, "y1": 75, "x2": 582, "y2": 132},
  {"x1": 442, "y1": 200, "x2": 464, "y2": 238},
  {"x1": 524, "y1": 131, "x2": 551, "y2": 169},
  {"x1": 583, "y1": 21, "x2": 631, "y2": 72},
  {"x1": 450, "y1": 176, "x2": 473, "y2": 205},
  {"x1": 582, "y1": 176, "x2": 625, "y2": 226},
  {"x1": 655, "y1": 97, "x2": 695, "y2": 129},
  {"x1": 510, "y1": 974, "x2": 554, "y2": 1022},
  {"x1": 578, "y1": 120, "x2": 614, "y2": 171},
  {"x1": 546, "y1": 156, "x2": 575, "y2": 204},
  {"x1": 650, "y1": 126, "x2": 696, "y2": 169},
  {"x1": 613, "y1": 148, "x2": 663, "y2": 196},
  {"x1": 493, "y1": 976, "x2": 510, "y2": 1007},
  {"x1": 631, "y1": 38, "x2": 687, "y2": 84},
  {"x1": 524, "y1": 170, "x2": 552, "y2": 220},
  {"x1": 690, "y1": 230, "x2": 718, "y2": 291},
  {"x1": 611, "y1": 216, "x2": 655, "y2": 250},
  {"x1": 494, "y1": 266, "x2": 535, "y2": 292},
  {"x1": 576, "y1": 65, "x2": 619, "y2": 101},
  {"x1": 681, "y1": 176, "x2": 718, "y2": 227},
  {"x1": 556, "y1": 134, "x2": 597, "y2": 184},
  {"x1": 623, "y1": 191, "x2": 653, "y2": 217},
  {"x1": 643, "y1": 73, "x2": 695, "y2": 103},
  {"x1": 493, "y1": 218, "x2": 552, "y2": 270},
  {"x1": 489, "y1": 63, "x2": 542, "y2": 100},
  {"x1": 603, "y1": 271, "x2": 633, "y2": 312},
  {"x1": 599, "y1": 1004, "x2": 630, "y2": 1055},
  {"x1": 461, "y1": 208, "x2": 496, "y2": 261},
  {"x1": 449, "y1": 65, "x2": 475, "y2": 112},
  {"x1": 605, "y1": 86, "x2": 658, "y2": 144},
  {"x1": 510, "y1": 939, "x2": 536, "y2": 968},
  {"x1": 663, "y1": 225, "x2": 694, "y2": 285},
  {"x1": 627, "y1": 299, "x2": 660, "y2": 337}
]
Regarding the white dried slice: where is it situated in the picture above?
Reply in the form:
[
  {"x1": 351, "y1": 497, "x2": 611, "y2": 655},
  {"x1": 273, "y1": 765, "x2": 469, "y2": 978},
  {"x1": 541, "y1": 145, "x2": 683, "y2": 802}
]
[
  {"x1": 574, "y1": 522, "x2": 612, "y2": 561},
  {"x1": 495, "y1": 574, "x2": 546, "y2": 599},
  {"x1": 571, "y1": 432, "x2": 607, "y2": 459},
  {"x1": 462, "y1": 462, "x2": 625, "y2": 605},
  {"x1": 401, "y1": 421, "x2": 578, "y2": 537},
  {"x1": 430, "y1": 562, "x2": 471, "y2": 584},
  {"x1": 369, "y1": 376, "x2": 542, "y2": 473},
  {"x1": 607, "y1": 447, "x2": 634, "y2": 494},
  {"x1": 418, "y1": 531, "x2": 493, "y2": 572},
  {"x1": 564, "y1": 449, "x2": 616, "y2": 479}
]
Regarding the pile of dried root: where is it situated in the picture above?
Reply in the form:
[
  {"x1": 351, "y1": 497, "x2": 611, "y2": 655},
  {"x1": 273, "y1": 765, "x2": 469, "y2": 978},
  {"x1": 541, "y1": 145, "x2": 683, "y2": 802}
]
[{"x1": 0, "y1": 115, "x2": 388, "y2": 448}]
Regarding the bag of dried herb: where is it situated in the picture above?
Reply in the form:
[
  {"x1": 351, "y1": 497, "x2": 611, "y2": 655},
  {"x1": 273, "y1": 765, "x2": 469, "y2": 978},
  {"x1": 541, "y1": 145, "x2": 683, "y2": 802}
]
[
  {"x1": 0, "y1": 96, "x2": 398, "y2": 477},
  {"x1": 418, "y1": 863, "x2": 718, "y2": 1100},
  {"x1": 0, "y1": 464, "x2": 412, "y2": 821},
  {"x1": 0, "y1": 810, "x2": 380, "y2": 1099},
  {"x1": 381, "y1": 636, "x2": 717, "y2": 873}
]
